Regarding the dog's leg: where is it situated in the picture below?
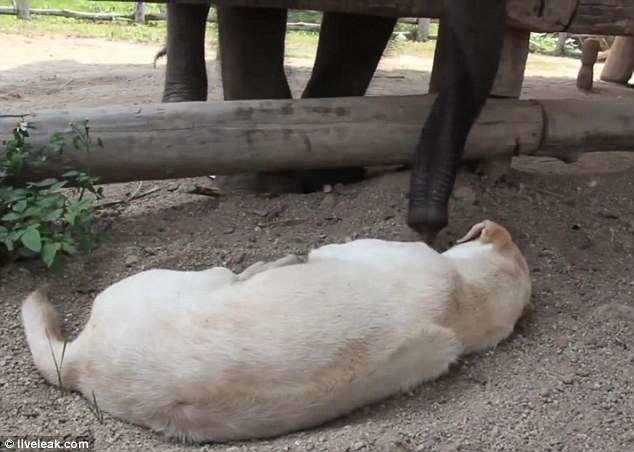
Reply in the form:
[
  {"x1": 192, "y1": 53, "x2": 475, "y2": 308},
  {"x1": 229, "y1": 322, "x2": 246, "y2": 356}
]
[{"x1": 236, "y1": 254, "x2": 301, "y2": 281}]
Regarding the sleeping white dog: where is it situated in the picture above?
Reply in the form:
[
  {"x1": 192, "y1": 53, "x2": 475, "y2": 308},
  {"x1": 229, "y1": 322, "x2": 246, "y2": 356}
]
[{"x1": 21, "y1": 220, "x2": 532, "y2": 443}]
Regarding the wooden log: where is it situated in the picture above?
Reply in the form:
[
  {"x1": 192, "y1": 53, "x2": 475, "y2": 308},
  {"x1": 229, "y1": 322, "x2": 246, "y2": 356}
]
[
  {"x1": 0, "y1": 96, "x2": 542, "y2": 184},
  {"x1": 0, "y1": 6, "x2": 140, "y2": 21},
  {"x1": 109, "y1": 0, "x2": 634, "y2": 36},
  {"x1": 600, "y1": 36, "x2": 634, "y2": 84},
  {"x1": 536, "y1": 98, "x2": 634, "y2": 162},
  {"x1": 570, "y1": 0, "x2": 634, "y2": 35}
]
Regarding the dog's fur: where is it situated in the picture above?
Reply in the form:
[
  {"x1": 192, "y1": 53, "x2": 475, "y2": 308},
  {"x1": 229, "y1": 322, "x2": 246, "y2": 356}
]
[{"x1": 21, "y1": 220, "x2": 532, "y2": 443}]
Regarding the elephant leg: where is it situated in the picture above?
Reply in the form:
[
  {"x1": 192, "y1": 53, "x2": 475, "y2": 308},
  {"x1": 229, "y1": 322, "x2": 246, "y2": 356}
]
[
  {"x1": 217, "y1": 6, "x2": 292, "y2": 100},
  {"x1": 213, "y1": 6, "x2": 304, "y2": 194},
  {"x1": 407, "y1": 0, "x2": 506, "y2": 244},
  {"x1": 303, "y1": 13, "x2": 396, "y2": 98},
  {"x1": 294, "y1": 12, "x2": 397, "y2": 192},
  {"x1": 215, "y1": 10, "x2": 396, "y2": 195},
  {"x1": 162, "y1": 1, "x2": 210, "y2": 102}
]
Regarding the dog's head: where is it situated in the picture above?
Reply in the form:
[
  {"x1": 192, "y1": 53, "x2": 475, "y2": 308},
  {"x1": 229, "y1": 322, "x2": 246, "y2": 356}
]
[
  {"x1": 442, "y1": 220, "x2": 533, "y2": 351},
  {"x1": 455, "y1": 220, "x2": 528, "y2": 274}
]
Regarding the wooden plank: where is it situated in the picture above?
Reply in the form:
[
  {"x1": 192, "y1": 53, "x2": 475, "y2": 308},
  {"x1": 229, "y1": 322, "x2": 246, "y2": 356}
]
[
  {"x1": 570, "y1": 0, "x2": 634, "y2": 35},
  {"x1": 0, "y1": 96, "x2": 542, "y2": 184}
]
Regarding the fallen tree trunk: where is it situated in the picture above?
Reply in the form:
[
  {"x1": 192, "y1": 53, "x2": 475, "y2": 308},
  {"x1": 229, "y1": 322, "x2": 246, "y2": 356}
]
[{"x1": 1, "y1": 96, "x2": 631, "y2": 185}]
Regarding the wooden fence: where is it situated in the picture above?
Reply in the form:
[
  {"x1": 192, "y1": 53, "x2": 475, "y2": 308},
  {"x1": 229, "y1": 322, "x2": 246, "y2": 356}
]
[{"x1": 0, "y1": 1, "x2": 435, "y2": 40}]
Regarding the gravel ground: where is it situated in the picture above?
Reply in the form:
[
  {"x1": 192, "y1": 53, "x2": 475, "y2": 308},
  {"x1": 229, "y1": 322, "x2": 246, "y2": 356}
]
[{"x1": 1, "y1": 33, "x2": 633, "y2": 452}]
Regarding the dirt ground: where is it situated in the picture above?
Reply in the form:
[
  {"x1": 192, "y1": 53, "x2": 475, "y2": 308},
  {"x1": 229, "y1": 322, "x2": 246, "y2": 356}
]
[{"x1": 1, "y1": 33, "x2": 634, "y2": 452}]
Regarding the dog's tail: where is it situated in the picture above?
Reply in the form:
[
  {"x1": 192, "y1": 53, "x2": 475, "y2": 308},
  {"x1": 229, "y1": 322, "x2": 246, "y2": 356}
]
[{"x1": 21, "y1": 287, "x2": 77, "y2": 390}]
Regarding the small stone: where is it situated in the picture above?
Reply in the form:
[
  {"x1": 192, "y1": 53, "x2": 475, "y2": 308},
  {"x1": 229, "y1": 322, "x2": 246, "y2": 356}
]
[
  {"x1": 166, "y1": 182, "x2": 180, "y2": 192},
  {"x1": 453, "y1": 186, "x2": 477, "y2": 205},
  {"x1": 227, "y1": 252, "x2": 245, "y2": 266},
  {"x1": 623, "y1": 431, "x2": 634, "y2": 442},
  {"x1": 490, "y1": 426, "x2": 500, "y2": 438},
  {"x1": 375, "y1": 433, "x2": 410, "y2": 452},
  {"x1": 125, "y1": 255, "x2": 139, "y2": 267},
  {"x1": 350, "y1": 441, "x2": 368, "y2": 451},
  {"x1": 252, "y1": 208, "x2": 269, "y2": 218},
  {"x1": 561, "y1": 374, "x2": 574, "y2": 385},
  {"x1": 323, "y1": 184, "x2": 333, "y2": 193}
]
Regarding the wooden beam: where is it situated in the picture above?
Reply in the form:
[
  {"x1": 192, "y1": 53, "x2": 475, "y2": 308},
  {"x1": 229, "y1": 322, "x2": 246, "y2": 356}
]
[
  {"x1": 96, "y1": 0, "x2": 634, "y2": 36},
  {"x1": 1, "y1": 96, "x2": 542, "y2": 184}
]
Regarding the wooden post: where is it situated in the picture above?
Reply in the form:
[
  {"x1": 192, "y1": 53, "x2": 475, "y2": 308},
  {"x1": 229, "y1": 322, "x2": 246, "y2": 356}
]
[
  {"x1": 134, "y1": 1, "x2": 146, "y2": 24},
  {"x1": 16, "y1": 0, "x2": 29, "y2": 20},
  {"x1": 416, "y1": 18, "x2": 430, "y2": 42},
  {"x1": 490, "y1": 29, "x2": 530, "y2": 98},
  {"x1": 428, "y1": 19, "x2": 449, "y2": 94},
  {"x1": 600, "y1": 36, "x2": 634, "y2": 85},
  {"x1": 577, "y1": 39, "x2": 600, "y2": 91},
  {"x1": 554, "y1": 32, "x2": 569, "y2": 56},
  {"x1": 430, "y1": 24, "x2": 529, "y2": 98}
]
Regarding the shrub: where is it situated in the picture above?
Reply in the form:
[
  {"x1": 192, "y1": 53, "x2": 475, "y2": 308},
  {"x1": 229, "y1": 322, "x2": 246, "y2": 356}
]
[{"x1": 1, "y1": 119, "x2": 103, "y2": 271}]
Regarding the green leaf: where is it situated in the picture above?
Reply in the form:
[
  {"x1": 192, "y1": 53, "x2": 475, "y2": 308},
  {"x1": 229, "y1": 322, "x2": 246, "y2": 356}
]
[
  {"x1": 29, "y1": 178, "x2": 59, "y2": 188},
  {"x1": 64, "y1": 211, "x2": 78, "y2": 226},
  {"x1": 49, "y1": 181, "x2": 68, "y2": 191},
  {"x1": 3, "y1": 238, "x2": 14, "y2": 251},
  {"x1": 22, "y1": 206, "x2": 43, "y2": 219},
  {"x1": 42, "y1": 208, "x2": 64, "y2": 222},
  {"x1": 12, "y1": 200, "x2": 28, "y2": 213},
  {"x1": 61, "y1": 238, "x2": 78, "y2": 255},
  {"x1": 1, "y1": 212, "x2": 20, "y2": 222},
  {"x1": 20, "y1": 227, "x2": 42, "y2": 252},
  {"x1": 42, "y1": 242, "x2": 62, "y2": 267}
]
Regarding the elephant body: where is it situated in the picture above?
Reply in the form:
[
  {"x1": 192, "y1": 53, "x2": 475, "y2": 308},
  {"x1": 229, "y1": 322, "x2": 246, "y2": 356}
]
[{"x1": 162, "y1": 0, "x2": 507, "y2": 243}]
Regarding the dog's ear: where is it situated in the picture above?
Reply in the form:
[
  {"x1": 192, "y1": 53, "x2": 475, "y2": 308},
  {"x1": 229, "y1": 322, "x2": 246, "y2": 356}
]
[
  {"x1": 456, "y1": 221, "x2": 488, "y2": 244},
  {"x1": 456, "y1": 220, "x2": 513, "y2": 249}
]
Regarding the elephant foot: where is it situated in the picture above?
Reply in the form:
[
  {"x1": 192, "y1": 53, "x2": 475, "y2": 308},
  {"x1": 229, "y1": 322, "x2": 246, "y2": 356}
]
[
  {"x1": 162, "y1": 91, "x2": 206, "y2": 103},
  {"x1": 215, "y1": 167, "x2": 366, "y2": 195}
]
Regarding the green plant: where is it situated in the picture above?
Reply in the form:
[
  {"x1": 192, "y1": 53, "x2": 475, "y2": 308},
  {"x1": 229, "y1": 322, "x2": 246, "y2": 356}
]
[
  {"x1": 0, "y1": 119, "x2": 103, "y2": 270},
  {"x1": 87, "y1": 390, "x2": 105, "y2": 424}
]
